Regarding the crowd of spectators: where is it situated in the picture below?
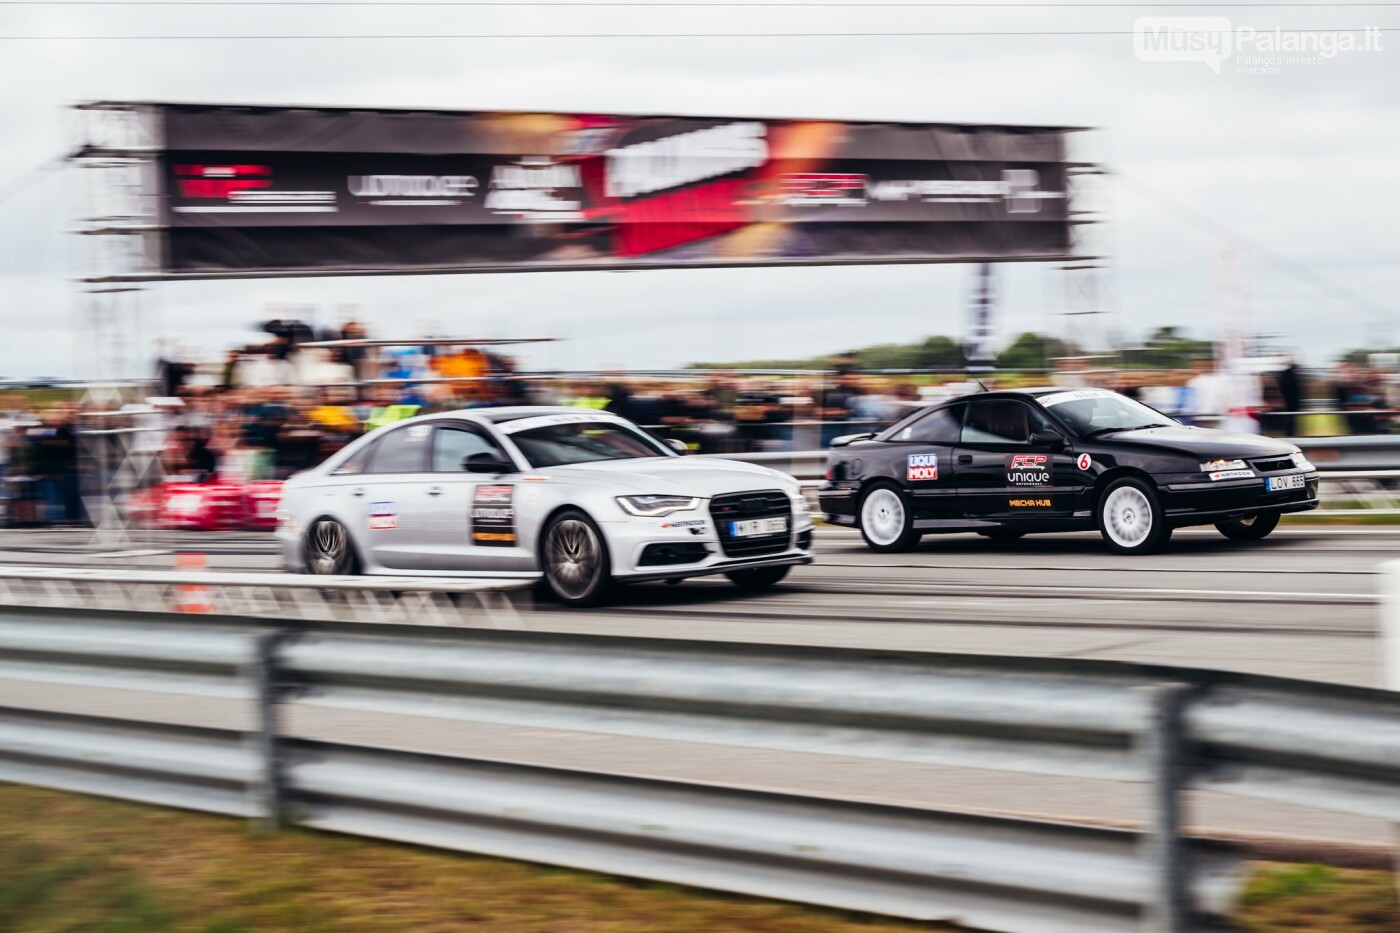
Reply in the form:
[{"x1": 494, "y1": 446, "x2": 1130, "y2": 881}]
[{"x1": 2, "y1": 321, "x2": 1399, "y2": 528}]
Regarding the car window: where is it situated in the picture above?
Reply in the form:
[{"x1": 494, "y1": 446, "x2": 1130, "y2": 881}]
[
  {"x1": 509, "y1": 421, "x2": 668, "y2": 469},
  {"x1": 331, "y1": 443, "x2": 372, "y2": 475},
  {"x1": 962, "y1": 400, "x2": 1031, "y2": 444},
  {"x1": 433, "y1": 425, "x2": 505, "y2": 472},
  {"x1": 892, "y1": 404, "x2": 964, "y2": 444},
  {"x1": 365, "y1": 424, "x2": 430, "y2": 474}
]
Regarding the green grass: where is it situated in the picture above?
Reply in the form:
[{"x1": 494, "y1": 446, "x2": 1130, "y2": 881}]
[
  {"x1": 1237, "y1": 863, "x2": 1398, "y2": 932},
  {"x1": 0, "y1": 784, "x2": 951, "y2": 932},
  {"x1": 2, "y1": 785, "x2": 1396, "y2": 932}
]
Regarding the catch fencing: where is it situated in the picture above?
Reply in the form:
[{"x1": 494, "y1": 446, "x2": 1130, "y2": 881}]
[{"x1": 4, "y1": 607, "x2": 1400, "y2": 931}]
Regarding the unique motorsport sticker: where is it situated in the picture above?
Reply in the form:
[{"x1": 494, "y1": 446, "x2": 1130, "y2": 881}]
[
  {"x1": 1077, "y1": 453, "x2": 1092, "y2": 471},
  {"x1": 907, "y1": 453, "x2": 938, "y2": 481},
  {"x1": 471, "y1": 485, "x2": 516, "y2": 546},
  {"x1": 1006, "y1": 453, "x2": 1050, "y2": 487},
  {"x1": 1209, "y1": 469, "x2": 1255, "y2": 481},
  {"x1": 368, "y1": 501, "x2": 398, "y2": 530},
  {"x1": 1009, "y1": 498, "x2": 1052, "y2": 508}
]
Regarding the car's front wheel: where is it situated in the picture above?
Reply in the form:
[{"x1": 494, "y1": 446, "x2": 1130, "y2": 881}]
[
  {"x1": 859, "y1": 483, "x2": 919, "y2": 553},
  {"x1": 1097, "y1": 477, "x2": 1171, "y2": 555},
  {"x1": 541, "y1": 510, "x2": 612, "y2": 607},
  {"x1": 726, "y1": 565, "x2": 791, "y2": 591},
  {"x1": 305, "y1": 518, "x2": 356, "y2": 575},
  {"x1": 1216, "y1": 512, "x2": 1280, "y2": 542}
]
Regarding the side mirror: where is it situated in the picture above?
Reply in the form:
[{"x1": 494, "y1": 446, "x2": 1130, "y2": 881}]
[
  {"x1": 664, "y1": 438, "x2": 688, "y2": 455},
  {"x1": 831, "y1": 432, "x2": 876, "y2": 448},
  {"x1": 464, "y1": 452, "x2": 513, "y2": 474},
  {"x1": 1030, "y1": 430, "x2": 1067, "y2": 451}
]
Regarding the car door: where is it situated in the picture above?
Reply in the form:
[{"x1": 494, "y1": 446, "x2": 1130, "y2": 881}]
[
  {"x1": 954, "y1": 399, "x2": 1076, "y2": 520},
  {"x1": 354, "y1": 422, "x2": 437, "y2": 570},
  {"x1": 427, "y1": 422, "x2": 535, "y2": 573},
  {"x1": 879, "y1": 402, "x2": 964, "y2": 521}
]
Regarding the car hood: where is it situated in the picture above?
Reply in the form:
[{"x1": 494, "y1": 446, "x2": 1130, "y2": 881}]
[
  {"x1": 1100, "y1": 426, "x2": 1296, "y2": 459},
  {"x1": 542, "y1": 456, "x2": 798, "y2": 496}
]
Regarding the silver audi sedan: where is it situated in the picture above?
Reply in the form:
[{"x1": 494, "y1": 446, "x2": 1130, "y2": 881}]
[{"x1": 276, "y1": 407, "x2": 814, "y2": 605}]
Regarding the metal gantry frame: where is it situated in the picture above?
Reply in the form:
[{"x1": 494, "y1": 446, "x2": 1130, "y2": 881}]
[
  {"x1": 69, "y1": 103, "x2": 167, "y2": 550},
  {"x1": 1053, "y1": 132, "x2": 1117, "y2": 371}
]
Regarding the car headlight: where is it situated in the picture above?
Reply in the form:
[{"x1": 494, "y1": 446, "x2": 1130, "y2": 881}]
[
  {"x1": 789, "y1": 488, "x2": 810, "y2": 513},
  {"x1": 616, "y1": 495, "x2": 702, "y2": 517},
  {"x1": 1292, "y1": 452, "x2": 1314, "y2": 471},
  {"x1": 1199, "y1": 459, "x2": 1248, "y2": 472}
]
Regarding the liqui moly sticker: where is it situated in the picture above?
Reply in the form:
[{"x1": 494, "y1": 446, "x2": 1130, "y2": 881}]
[
  {"x1": 907, "y1": 453, "x2": 938, "y2": 481},
  {"x1": 1077, "y1": 453, "x2": 1092, "y2": 471}
]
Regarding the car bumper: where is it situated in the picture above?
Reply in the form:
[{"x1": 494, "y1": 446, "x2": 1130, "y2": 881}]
[
  {"x1": 816, "y1": 483, "x2": 858, "y2": 525},
  {"x1": 603, "y1": 512, "x2": 815, "y2": 583},
  {"x1": 1158, "y1": 472, "x2": 1319, "y2": 526},
  {"x1": 276, "y1": 525, "x2": 306, "y2": 572}
]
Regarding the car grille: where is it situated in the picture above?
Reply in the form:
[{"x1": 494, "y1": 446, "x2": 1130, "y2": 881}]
[
  {"x1": 710, "y1": 490, "x2": 791, "y2": 558},
  {"x1": 1252, "y1": 456, "x2": 1296, "y2": 473}
]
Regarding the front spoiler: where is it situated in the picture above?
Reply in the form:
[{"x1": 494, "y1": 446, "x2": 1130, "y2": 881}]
[{"x1": 619, "y1": 553, "x2": 813, "y2": 585}]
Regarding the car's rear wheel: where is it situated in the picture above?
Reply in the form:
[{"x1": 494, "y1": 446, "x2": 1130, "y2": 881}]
[
  {"x1": 1216, "y1": 512, "x2": 1279, "y2": 542},
  {"x1": 859, "y1": 483, "x2": 919, "y2": 553},
  {"x1": 726, "y1": 565, "x2": 791, "y2": 591},
  {"x1": 305, "y1": 518, "x2": 356, "y2": 575},
  {"x1": 1097, "y1": 478, "x2": 1171, "y2": 555},
  {"x1": 978, "y1": 528, "x2": 1026, "y2": 542},
  {"x1": 541, "y1": 510, "x2": 612, "y2": 607}
]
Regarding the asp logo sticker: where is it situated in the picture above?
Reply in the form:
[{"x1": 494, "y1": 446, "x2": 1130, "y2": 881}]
[
  {"x1": 907, "y1": 453, "x2": 938, "y2": 481},
  {"x1": 1006, "y1": 453, "x2": 1050, "y2": 487},
  {"x1": 471, "y1": 485, "x2": 516, "y2": 546},
  {"x1": 368, "y1": 501, "x2": 398, "y2": 530}
]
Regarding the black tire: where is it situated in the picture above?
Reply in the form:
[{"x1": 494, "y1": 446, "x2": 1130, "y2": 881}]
[
  {"x1": 977, "y1": 528, "x2": 1027, "y2": 541},
  {"x1": 304, "y1": 518, "x2": 357, "y2": 575},
  {"x1": 540, "y1": 509, "x2": 613, "y2": 607},
  {"x1": 1216, "y1": 512, "x2": 1280, "y2": 542},
  {"x1": 725, "y1": 565, "x2": 791, "y2": 591},
  {"x1": 1096, "y1": 477, "x2": 1171, "y2": 555},
  {"x1": 858, "y1": 482, "x2": 920, "y2": 553}
]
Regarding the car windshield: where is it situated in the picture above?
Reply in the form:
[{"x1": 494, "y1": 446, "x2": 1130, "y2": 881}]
[
  {"x1": 508, "y1": 421, "x2": 670, "y2": 468},
  {"x1": 1040, "y1": 390, "x2": 1177, "y2": 437}
]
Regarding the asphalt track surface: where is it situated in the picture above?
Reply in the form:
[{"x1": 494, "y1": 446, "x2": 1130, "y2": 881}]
[{"x1": 2, "y1": 524, "x2": 1397, "y2": 853}]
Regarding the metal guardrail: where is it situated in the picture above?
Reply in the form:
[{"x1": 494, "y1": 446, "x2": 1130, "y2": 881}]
[
  {"x1": 0, "y1": 566, "x2": 533, "y2": 628},
  {"x1": 5, "y1": 609, "x2": 1400, "y2": 930}
]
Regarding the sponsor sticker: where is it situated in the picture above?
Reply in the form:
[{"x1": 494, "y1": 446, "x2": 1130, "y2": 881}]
[
  {"x1": 1209, "y1": 469, "x2": 1256, "y2": 481},
  {"x1": 498, "y1": 413, "x2": 617, "y2": 435},
  {"x1": 404, "y1": 424, "x2": 430, "y2": 442},
  {"x1": 907, "y1": 453, "x2": 938, "y2": 481},
  {"x1": 471, "y1": 485, "x2": 516, "y2": 546},
  {"x1": 661, "y1": 519, "x2": 707, "y2": 529},
  {"x1": 1009, "y1": 498, "x2": 1053, "y2": 508},
  {"x1": 368, "y1": 501, "x2": 398, "y2": 530},
  {"x1": 1077, "y1": 453, "x2": 1093, "y2": 471},
  {"x1": 1039, "y1": 389, "x2": 1115, "y2": 408},
  {"x1": 1005, "y1": 453, "x2": 1050, "y2": 487}
]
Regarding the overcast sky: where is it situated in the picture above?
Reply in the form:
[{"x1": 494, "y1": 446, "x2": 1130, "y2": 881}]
[{"x1": 0, "y1": 1, "x2": 1396, "y2": 378}]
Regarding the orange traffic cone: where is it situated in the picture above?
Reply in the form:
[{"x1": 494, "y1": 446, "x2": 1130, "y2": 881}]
[{"x1": 173, "y1": 552, "x2": 214, "y2": 614}]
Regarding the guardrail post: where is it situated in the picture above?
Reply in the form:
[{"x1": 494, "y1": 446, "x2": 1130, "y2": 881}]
[
  {"x1": 248, "y1": 630, "x2": 292, "y2": 830},
  {"x1": 1381, "y1": 561, "x2": 1400, "y2": 907},
  {"x1": 1142, "y1": 683, "x2": 1192, "y2": 933}
]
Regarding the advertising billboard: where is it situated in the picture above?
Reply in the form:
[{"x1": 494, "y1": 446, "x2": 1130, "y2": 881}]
[{"x1": 155, "y1": 104, "x2": 1078, "y2": 276}]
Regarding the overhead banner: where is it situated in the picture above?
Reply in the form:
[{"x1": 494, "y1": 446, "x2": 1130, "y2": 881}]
[{"x1": 154, "y1": 104, "x2": 1077, "y2": 277}]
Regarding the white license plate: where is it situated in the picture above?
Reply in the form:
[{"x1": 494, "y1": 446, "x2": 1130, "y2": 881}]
[
  {"x1": 1266, "y1": 474, "x2": 1305, "y2": 492},
  {"x1": 729, "y1": 517, "x2": 788, "y2": 537}
]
